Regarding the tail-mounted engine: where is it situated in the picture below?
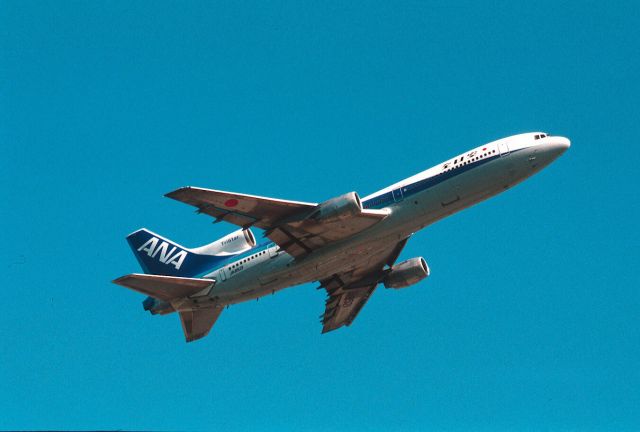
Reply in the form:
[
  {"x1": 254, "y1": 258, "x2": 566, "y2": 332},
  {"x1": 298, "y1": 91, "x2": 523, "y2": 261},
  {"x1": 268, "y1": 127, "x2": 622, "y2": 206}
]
[
  {"x1": 383, "y1": 257, "x2": 430, "y2": 289},
  {"x1": 191, "y1": 228, "x2": 256, "y2": 256},
  {"x1": 142, "y1": 296, "x2": 175, "y2": 315}
]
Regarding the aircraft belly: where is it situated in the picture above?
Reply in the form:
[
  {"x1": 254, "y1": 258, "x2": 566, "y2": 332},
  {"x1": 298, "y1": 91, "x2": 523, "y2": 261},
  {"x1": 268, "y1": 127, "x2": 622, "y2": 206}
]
[{"x1": 206, "y1": 156, "x2": 529, "y2": 307}]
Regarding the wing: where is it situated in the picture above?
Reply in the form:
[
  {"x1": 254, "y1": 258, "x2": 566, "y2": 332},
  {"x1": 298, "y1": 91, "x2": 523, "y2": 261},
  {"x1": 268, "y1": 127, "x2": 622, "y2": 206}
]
[
  {"x1": 113, "y1": 273, "x2": 214, "y2": 302},
  {"x1": 165, "y1": 186, "x2": 316, "y2": 230},
  {"x1": 320, "y1": 237, "x2": 409, "y2": 333},
  {"x1": 179, "y1": 307, "x2": 224, "y2": 342},
  {"x1": 165, "y1": 186, "x2": 389, "y2": 258}
]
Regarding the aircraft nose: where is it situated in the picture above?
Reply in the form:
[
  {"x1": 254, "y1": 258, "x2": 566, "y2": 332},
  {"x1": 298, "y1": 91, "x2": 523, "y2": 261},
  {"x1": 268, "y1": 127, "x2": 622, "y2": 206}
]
[
  {"x1": 539, "y1": 135, "x2": 570, "y2": 160},
  {"x1": 549, "y1": 136, "x2": 571, "y2": 155}
]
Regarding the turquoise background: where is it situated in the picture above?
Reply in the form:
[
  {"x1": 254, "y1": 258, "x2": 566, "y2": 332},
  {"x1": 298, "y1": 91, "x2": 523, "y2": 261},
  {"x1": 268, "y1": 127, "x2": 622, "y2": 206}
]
[{"x1": 1, "y1": 1, "x2": 638, "y2": 430}]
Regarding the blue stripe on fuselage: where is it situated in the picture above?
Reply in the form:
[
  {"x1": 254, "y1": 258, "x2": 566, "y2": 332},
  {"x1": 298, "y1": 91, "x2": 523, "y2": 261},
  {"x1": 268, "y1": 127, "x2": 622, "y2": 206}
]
[
  {"x1": 194, "y1": 151, "x2": 513, "y2": 276},
  {"x1": 363, "y1": 152, "x2": 503, "y2": 209},
  {"x1": 192, "y1": 240, "x2": 275, "y2": 278}
]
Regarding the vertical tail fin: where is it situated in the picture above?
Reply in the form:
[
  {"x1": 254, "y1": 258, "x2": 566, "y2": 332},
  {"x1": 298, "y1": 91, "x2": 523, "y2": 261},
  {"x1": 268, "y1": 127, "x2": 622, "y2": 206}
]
[{"x1": 126, "y1": 229, "x2": 226, "y2": 278}]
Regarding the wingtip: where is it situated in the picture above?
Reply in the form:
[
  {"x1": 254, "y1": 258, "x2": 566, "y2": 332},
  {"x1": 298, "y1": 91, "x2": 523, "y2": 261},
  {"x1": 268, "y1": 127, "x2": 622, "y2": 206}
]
[
  {"x1": 112, "y1": 275, "x2": 129, "y2": 286},
  {"x1": 164, "y1": 186, "x2": 191, "y2": 199}
]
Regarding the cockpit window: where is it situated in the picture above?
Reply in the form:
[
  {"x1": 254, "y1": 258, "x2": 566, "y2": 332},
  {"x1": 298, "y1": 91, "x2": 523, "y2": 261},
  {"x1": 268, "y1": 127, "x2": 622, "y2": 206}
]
[{"x1": 534, "y1": 133, "x2": 548, "y2": 140}]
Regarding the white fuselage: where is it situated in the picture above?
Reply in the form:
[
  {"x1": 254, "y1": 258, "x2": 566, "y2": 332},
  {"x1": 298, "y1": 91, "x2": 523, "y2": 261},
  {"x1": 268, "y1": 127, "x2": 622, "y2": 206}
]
[{"x1": 196, "y1": 132, "x2": 570, "y2": 305}]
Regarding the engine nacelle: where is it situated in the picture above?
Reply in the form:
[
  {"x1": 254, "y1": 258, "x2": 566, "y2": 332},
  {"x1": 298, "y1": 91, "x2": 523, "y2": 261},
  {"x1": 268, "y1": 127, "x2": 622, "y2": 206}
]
[
  {"x1": 142, "y1": 296, "x2": 175, "y2": 315},
  {"x1": 191, "y1": 228, "x2": 256, "y2": 256},
  {"x1": 383, "y1": 257, "x2": 430, "y2": 289},
  {"x1": 308, "y1": 191, "x2": 362, "y2": 223}
]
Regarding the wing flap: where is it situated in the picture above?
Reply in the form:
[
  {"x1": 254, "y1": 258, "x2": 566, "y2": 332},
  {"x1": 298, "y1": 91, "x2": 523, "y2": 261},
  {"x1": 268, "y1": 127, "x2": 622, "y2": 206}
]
[
  {"x1": 318, "y1": 238, "x2": 410, "y2": 333},
  {"x1": 113, "y1": 273, "x2": 215, "y2": 302},
  {"x1": 321, "y1": 284, "x2": 377, "y2": 333},
  {"x1": 166, "y1": 186, "x2": 390, "y2": 258}
]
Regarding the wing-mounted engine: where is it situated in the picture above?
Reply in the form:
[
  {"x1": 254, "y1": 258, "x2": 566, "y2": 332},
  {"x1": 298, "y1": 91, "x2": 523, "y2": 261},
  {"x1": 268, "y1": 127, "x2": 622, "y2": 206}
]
[
  {"x1": 165, "y1": 186, "x2": 391, "y2": 258},
  {"x1": 307, "y1": 192, "x2": 363, "y2": 222},
  {"x1": 383, "y1": 257, "x2": 430, "y2": 289},
  {"x1": 191, "y1": 228, "x2": 256, "y2": 256},
  {"x1": 264, "y1": 191, "x2": 390, "y2": 257}
]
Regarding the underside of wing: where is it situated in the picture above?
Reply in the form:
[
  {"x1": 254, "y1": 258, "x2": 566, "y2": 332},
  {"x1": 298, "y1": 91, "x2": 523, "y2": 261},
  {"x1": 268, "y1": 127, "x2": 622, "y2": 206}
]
[
  {"x1": 321, "y1": 280, "x2": 378, "y2": 333},
  {"x1": 264, "y1": 208, "x2": 388, "y2": 257},
  {"x1": 179, "y1": 307, "x2": 224, "y2": 342},
  {"x1": 166, "y1": 187, "x2": 389, "y2": 258},
  {"x1": 319, "y1": 237, "x2": 409, "y2": 333}
]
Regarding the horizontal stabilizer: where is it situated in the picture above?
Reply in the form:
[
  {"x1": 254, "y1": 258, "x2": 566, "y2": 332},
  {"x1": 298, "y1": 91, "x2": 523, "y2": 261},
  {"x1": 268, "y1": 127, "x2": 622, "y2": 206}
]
[
  {"x1": 113, "y1": 273, "x2": 214, "y2": 302},
  {"x1": 179, "y1": 307, "x2": 223, "y2": 342}
]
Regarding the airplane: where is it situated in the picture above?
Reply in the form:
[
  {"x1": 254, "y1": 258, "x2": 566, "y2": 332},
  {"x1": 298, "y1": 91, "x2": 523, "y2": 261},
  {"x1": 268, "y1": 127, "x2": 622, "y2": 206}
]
[{"x1": 113, "y1": 132, "x2": 570, "y2": 342}]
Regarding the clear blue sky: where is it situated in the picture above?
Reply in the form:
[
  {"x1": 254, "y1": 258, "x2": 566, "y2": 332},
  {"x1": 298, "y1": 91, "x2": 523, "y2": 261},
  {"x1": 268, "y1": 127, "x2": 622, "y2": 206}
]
[{"x1": 1, "y1": 1, "x2": 638, "y2": 430}]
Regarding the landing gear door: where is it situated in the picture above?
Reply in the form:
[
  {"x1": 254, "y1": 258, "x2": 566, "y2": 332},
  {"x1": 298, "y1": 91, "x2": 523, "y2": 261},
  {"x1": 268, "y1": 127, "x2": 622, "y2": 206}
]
[{"x1": 498, "y1": 141, "x2": 510, "y2": 157}]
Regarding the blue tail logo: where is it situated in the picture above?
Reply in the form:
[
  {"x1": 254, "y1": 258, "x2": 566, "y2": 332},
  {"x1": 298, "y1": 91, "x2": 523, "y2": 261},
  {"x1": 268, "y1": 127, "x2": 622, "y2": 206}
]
[
  {"x1": 126, "y1": 228, "x2": 229, "y2": 277},
  {"x1": 137, "y1": 237, "x2": 187, "y2": 270}
]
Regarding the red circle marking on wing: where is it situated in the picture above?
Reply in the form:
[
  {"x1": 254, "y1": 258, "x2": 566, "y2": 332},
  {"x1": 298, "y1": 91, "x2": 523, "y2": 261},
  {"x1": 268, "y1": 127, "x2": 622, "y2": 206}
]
[{"x1": 224, "y1": 199, "x2": 239, "y2": 207}]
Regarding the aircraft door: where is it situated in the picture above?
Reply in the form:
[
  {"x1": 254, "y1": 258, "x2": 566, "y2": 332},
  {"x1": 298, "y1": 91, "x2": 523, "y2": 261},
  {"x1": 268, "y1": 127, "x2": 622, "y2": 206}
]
[
  {"x1": 392, "y1": 188, "x2": 404, "y2": 203},
  {"x1": 219, "y1": 268, "x2": 227, "y2": 281},
  {"x1": 498, "y1": 141, "x2": 510, "y2": 157},
  {"x1": 268, "y1": 243, "x2": 279, "y2": 258}
]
